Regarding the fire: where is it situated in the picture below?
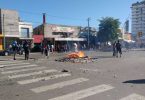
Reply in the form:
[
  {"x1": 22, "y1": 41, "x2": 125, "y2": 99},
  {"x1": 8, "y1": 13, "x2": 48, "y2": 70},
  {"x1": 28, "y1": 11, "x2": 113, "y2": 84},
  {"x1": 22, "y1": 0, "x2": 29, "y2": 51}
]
[{"x1": 67, "y1": 51, "x2": 85, "y2": 58}]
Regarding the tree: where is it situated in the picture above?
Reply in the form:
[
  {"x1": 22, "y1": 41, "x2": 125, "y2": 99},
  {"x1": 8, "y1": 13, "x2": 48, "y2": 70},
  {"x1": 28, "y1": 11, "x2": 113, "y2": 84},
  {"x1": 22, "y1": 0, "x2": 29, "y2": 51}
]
[{"x1": 97, "y1": 17, "x2": 120, "y2": 43}]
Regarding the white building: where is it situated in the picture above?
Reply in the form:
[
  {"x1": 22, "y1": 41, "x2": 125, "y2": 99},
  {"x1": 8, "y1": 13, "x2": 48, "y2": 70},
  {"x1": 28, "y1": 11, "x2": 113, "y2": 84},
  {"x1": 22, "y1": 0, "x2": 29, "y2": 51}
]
[
  {"x1": 131, "y1": 0, "x2": 145, "y2": 36},
  {"x1": 19, "y1": 22, "x2": 33, "y2": 40}
]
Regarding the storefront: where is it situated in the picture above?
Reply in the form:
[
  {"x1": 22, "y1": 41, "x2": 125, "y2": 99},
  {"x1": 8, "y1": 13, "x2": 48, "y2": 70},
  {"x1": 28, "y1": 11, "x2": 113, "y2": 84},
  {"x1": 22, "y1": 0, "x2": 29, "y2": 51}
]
[{"x1": 33, "y1": 23, "x2": 86, "y2": 52}]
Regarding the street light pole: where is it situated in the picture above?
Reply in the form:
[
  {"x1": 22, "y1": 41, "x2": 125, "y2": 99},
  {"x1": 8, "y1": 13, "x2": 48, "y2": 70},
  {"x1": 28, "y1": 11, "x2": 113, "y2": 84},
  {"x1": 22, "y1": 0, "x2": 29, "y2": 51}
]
[{"x1": 3, "y1": 14, "x2": 5, "y2": 50}]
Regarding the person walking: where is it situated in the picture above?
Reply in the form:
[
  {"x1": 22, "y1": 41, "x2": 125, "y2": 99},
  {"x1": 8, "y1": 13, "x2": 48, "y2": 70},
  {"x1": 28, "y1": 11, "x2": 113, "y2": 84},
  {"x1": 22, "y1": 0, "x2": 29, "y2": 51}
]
[
  {"x1": 23, "y1": 41, "x2": 30, "y2": 60},
  {"x1": 44, "y1": 44, "x2": 50, "y2": 59},
  {"x1": 112, "y1": 41, "x2": 116, "y2": 57},
  {"x1": 12, "y1": 40, "x2": 18, "y2": 60},
  {"x1": 116, "y1": 40, "x2": 122, "y2": 58}
]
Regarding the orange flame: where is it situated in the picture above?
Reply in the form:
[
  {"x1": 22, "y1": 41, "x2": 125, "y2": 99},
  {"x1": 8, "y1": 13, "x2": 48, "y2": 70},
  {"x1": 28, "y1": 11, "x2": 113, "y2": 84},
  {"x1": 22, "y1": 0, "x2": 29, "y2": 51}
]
[{"x1": 67, "y1": 51, "x2": 85, "y2": 58}]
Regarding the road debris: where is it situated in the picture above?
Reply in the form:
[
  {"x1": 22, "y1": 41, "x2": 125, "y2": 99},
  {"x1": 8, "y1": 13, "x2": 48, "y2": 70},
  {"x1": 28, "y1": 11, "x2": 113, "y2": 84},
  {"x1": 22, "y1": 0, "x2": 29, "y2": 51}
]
[
  {"x1": 61, "y1": 69, "x2": 69, "y2": 72},
  {"x1": 55, "y1": 57, "x2": 98, "y2": 63}
]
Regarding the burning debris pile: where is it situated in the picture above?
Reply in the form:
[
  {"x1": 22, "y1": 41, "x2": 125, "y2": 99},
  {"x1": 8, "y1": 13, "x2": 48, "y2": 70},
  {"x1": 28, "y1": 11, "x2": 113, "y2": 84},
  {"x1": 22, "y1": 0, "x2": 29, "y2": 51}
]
[{"x1": 55, "y1": 51, "x2": 98, "y2": 63}]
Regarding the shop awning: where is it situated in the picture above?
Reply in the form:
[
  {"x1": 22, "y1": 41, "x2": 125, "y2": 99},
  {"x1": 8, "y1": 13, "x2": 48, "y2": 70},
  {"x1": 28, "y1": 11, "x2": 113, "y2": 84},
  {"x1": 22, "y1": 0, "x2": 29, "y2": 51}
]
[
  {"x1": 55, "y1": 38, "x2": 86, "y2": 41},
  {"x1": 19, "y1": 37, "x2": 34, "y2": 40},
  {"x1": 33, "y1": 35, "x2": 44, "y2": 43}
]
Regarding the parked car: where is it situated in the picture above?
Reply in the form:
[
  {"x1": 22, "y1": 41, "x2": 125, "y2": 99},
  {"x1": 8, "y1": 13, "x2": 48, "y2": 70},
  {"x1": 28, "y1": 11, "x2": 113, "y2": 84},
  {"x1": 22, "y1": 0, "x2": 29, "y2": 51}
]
[
  {"x1": 0, "y1": 49, "x2": 12, "y2": 56},
  {"x1": 0, "y1": 47, "x2": 24, "y2": 56}
]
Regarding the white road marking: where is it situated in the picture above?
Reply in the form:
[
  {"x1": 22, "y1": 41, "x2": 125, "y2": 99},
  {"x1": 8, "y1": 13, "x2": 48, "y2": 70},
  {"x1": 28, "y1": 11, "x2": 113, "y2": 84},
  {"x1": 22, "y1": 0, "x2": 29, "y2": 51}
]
[
  {"x1": 80, "y1": 68, "x2": 98, "y2": 72},
  {"x1": 0, "y1": 61, "x2": 22, "y2": 64},
  {"x1": 0, "y1": 63, "x2": 30, "y2": 67},
  {"x1": 1, "y1": 67, "x2": 46, "y2": 74},
  {"x1": 8, "y1": 69, "x2": 58, "y2": 79},
  {"x1": 48, "y1": 84, "x2": 114, "y2": 100},
  {"x1": 120, "y1": 93, "x2": 145, "y2": 100},
  {"x1": 4, "y1": 64, "x2": 37, "y2": 70},
  {"x1": 31, "y1": 78, "x2": 89, "y2": 93},
  {"x1": 18, "y1": 73, "x2": 71, "y2": 85}
]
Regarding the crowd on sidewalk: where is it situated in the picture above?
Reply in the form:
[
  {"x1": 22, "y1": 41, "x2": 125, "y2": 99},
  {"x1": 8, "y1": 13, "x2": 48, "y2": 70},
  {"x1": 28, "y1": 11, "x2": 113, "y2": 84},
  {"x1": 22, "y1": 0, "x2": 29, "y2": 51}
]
[{"x1": 8, "y1": 39, "x2": 124, "y2": 60}]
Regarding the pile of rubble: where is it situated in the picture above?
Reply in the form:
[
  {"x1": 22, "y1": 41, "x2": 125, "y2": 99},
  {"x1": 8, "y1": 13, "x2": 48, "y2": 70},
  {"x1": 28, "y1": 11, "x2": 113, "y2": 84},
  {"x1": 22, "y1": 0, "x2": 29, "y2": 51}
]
[{"x1": 55, "y1": 56, "x2": 98, "y2": 63}]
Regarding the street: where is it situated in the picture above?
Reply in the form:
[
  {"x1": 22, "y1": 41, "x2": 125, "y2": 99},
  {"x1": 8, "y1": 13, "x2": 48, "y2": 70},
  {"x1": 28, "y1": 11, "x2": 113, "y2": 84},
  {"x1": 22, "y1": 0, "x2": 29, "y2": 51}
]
[{"x1": 0, "y1": 50, "x2": 145, "y2": 100}]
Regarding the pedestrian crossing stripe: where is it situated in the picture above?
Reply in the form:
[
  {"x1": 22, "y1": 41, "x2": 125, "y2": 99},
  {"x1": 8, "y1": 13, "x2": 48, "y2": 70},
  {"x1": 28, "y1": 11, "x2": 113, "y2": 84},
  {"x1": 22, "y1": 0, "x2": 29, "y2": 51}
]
[
  {"x1": 120, "y1": 93, "x2": 145, "y2": 100},
  {"x1": 0, "y1": 63, "x2": 30, "y2": 68},
  {"x1": 48, "y1": 84, "x2": 114, "y2": 100},
  {"x1": 0, "y1": 61, "x2": 23, "y2": 64},
  {"x1": 3, "y1": 64, "x2": 37, "y2": 70},
  {"x1": 1, "y1": 66, "x2": 46, "y2": 74},
  {"x1": 8, "y1": 69, "x2": 58, "y2": 79},
  {"x1": 17, "y1": 73, "x2": 71, "y2": 85},
  {"x1": 31, "y1": 78, "x2": 89, "y2": 93},
  {"x1": 0, "y1": 60, "x2": 22, "y2": 63}
]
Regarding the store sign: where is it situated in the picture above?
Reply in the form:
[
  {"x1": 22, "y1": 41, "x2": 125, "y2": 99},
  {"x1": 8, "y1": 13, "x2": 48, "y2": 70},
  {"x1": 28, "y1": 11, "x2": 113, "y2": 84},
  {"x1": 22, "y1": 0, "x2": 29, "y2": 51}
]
[{"x1": 51, "y1": 26, "x2": 75, "y2": 33}]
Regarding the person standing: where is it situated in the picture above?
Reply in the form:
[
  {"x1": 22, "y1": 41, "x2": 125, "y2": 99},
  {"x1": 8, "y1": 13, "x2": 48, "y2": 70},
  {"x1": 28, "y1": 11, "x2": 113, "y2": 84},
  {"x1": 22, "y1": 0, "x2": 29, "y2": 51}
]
[
  {"x1": 12, "y1": 40, "x2": 18, "y2": 60},
  {"x1": 74, "y1": 43, "x2": 78, "y2": 52},
  {"x1": 51, "y1": 44, "x2": 54, "y2": 53},
  {"x1": 116, "y1": 40, "x2": 122, "y2": 58},
  {"x1": 23, "y1": 41, "x2": 30, "y2": 60}
]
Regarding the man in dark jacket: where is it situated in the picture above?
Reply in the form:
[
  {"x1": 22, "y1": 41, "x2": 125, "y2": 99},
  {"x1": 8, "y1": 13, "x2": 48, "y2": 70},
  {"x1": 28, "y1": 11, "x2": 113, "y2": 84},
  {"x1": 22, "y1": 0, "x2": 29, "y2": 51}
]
[
  {"x1": 23, "y1": 41, "x2": 30, "y2": 60},
  {"x1": 12, "y1": 40, "x2": 18, "y2": 60},
  {"x1": 116, "y1": 40, "x2": 122, "y2": 58}
]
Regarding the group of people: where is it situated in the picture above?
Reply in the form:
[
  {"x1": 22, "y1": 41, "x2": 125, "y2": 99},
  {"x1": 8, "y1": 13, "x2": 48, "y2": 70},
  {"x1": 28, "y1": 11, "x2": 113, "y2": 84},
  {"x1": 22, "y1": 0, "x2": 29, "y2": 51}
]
[
  {"x1": 112, "y1": 40, "x2": 122, "y2": 58},
  {"x1": 11, "y1": 40, "x2": 30, "y2": 60}
]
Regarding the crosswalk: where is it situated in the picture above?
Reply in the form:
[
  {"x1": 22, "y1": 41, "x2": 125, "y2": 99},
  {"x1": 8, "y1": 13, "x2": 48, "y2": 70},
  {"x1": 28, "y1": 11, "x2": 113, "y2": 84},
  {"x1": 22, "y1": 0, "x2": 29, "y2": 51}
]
[{"x1": 0, "y1": 60, "x2": 145, "y2": 100}]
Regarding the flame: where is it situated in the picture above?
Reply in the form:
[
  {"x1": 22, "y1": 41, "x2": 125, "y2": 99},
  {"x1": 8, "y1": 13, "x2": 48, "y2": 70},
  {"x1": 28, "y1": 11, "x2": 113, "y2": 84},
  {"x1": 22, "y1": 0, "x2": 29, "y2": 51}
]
[{"x1": 67, "y1": 51, "x2": 85, "y2": 58}]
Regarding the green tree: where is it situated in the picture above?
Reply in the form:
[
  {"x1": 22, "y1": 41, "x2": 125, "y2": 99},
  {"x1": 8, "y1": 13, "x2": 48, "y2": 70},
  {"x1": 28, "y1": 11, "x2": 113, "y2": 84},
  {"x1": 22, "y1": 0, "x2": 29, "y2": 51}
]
[{"x1": 98, "y1": 17, "x2": 120, "y2": 43}]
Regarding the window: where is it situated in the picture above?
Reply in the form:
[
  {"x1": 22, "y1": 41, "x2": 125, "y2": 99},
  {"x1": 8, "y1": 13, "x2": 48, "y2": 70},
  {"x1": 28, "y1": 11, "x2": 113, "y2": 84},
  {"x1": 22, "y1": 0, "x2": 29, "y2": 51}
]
[{"x1": 21, "y1": 28, "x2": 29, "y2": 38}]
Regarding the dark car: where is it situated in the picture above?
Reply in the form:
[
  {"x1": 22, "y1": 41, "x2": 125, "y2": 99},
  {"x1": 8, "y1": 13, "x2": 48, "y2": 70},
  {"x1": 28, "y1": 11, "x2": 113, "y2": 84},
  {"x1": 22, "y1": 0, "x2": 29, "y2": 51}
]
[
  {"x1": 0, "y1": 47, "x2": 24, "y2": 56},
  {"x1": 0, "y1": 49, "x2": 12, "y2": 56}
]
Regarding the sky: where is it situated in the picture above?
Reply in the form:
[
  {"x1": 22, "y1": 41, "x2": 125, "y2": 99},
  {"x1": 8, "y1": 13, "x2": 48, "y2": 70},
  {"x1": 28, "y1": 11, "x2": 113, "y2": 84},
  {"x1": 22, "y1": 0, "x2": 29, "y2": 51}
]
[{"x1": 0, "y1": 0, "x2": 141, "y2": 30}]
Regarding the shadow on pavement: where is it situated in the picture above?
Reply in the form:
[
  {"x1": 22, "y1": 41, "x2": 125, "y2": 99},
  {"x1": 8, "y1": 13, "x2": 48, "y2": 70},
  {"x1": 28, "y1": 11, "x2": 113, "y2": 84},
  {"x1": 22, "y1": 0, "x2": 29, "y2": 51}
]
[{"x1": 123, "y1": 79, "x2": 145, "y2": 84}]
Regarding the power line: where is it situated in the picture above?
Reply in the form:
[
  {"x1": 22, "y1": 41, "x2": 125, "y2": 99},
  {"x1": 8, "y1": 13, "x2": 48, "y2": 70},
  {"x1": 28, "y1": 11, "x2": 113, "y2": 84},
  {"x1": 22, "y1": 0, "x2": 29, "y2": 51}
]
[{"x1": 18, "y1": 10, "x2": 85, "y2": 21}]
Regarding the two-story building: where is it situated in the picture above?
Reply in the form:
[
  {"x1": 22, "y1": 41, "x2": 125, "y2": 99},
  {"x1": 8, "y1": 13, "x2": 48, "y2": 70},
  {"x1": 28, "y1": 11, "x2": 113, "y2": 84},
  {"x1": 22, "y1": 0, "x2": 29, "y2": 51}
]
[
  {"x1": 0, "y1": 9, "x2": 33, "y2": 50},
  {"x1": 33, "y1": 23, "x2": 86, "y2": 51}
]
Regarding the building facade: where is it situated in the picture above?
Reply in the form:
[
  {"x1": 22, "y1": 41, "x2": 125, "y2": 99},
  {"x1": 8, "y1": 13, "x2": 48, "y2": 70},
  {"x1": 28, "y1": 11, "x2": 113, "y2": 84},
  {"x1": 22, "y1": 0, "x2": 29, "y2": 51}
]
[
  {"x1": 33, "y1": 23, "x2": 86, "y2": 51},
  {"x1": 131, "y1": 0, "x2": 145, "y2": 36},
  {"x1": 19, "y1": 22, "x2": 33, "y2": 43},
  {"x1": 0, "y1": 9, "x2": 19, "y2": 50},
  {"x1": 0, "y1": 9, "x2": 33, "y2": 50}
]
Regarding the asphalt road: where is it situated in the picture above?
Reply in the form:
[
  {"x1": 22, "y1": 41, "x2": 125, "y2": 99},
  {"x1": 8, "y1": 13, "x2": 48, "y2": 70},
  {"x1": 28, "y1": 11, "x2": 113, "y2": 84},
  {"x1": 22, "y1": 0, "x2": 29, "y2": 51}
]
[{"x1": 0, "y1": 49, "x2": 145, "y2": 100}]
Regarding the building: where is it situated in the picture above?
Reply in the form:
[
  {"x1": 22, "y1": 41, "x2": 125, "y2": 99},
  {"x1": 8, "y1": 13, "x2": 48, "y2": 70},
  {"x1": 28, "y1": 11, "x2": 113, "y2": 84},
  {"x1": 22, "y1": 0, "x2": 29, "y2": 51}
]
[
  {"x1": 19, "y1": 21, "x2": 33, "y2": 44},
  {"x1": 131, "y1": 0, "x2": 145, "y2": 36},
  {"x1": 0, "y1": 9, "x2": 33, "y2": 50},
  {"x1": 0, "y1": 9, "x2": 19, "y2": 50},
  {"x1": 33, "y1": 23, "x2": 86, "y2": 51}
]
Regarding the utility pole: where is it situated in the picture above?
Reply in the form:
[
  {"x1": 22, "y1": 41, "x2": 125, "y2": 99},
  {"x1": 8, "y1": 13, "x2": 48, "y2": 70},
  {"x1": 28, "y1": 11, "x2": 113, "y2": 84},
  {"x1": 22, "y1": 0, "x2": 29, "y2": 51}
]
[
  {"x1": 87, "y1": 18, "x2": 90, "y2": 49},
  {"x1": 3, "y1": 14, "x2": 5, "y2": 50},
  {"x1": 42, "y1": 13, "x2": 46, "y2": 46}
]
